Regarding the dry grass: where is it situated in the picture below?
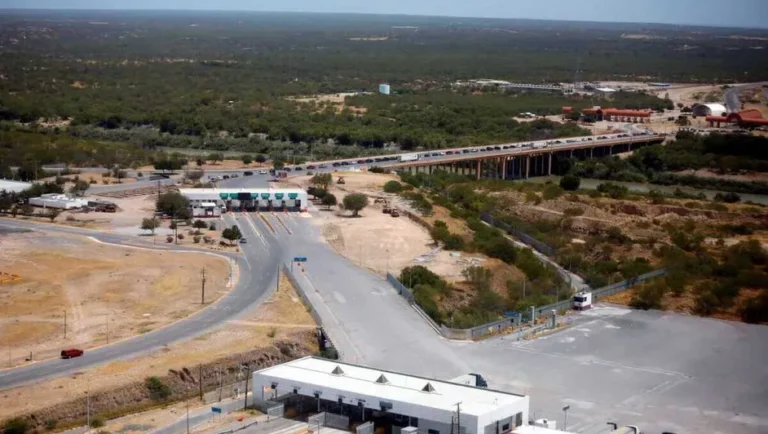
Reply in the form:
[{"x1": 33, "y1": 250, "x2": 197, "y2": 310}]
[
  {"x1": 0, "y1": 272, "x2": 316, "y2": 421},
  {"x1": 0, "y1": 231, "x2": 230, "y2": 364}
]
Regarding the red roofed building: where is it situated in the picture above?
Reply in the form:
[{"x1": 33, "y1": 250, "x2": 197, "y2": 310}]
[
  {"x1": 706, "y1": 109, "x2": 768, "y2": 128},
  {"x1": 573, "y1": 107, "x2": 651, "y2": 122}
]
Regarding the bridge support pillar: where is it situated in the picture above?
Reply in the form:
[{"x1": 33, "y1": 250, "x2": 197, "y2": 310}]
[
  {"x1": 428, "y1": 165, "x2": 433, "y2": 175},
  {"x1": 609, "y1": 145, "x2": 613, "y2": 156},
  {"x1": 501, "y1": 157, "x2": 507, "y2": 180},
  {"x1": 548, "y1": 153, "x2": 552, "y2": 175},
  {"x1": 525, "y1": 156, "x2": 530, "y2": 179},
  {"x1": 590, "y1": 147, "x2": 593, "y2": 159},
  {"x1": 476, "y1": 160, "x2": 481, "y2": 180}
]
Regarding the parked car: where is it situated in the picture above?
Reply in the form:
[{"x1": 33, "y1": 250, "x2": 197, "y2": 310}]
[
  {"x1": 240, "y1": 238, "x2": 247, "y2": 243},
  {"x1": 61, "y1": 348, "x2": 83, "y2": 359},
  {"x1": 295, "y1": 166, "x2": 303, "y2": 171},
  {"x1": 307, "y1": 165, "x2": 317, "y2": 169},
  {"x1": 244, "y1": 171, "x2": 253, "y2": 176},
  {"x1": 223, "y1": 175, "x2": 230, "y2": 179},
  {"x1": 319, "y1": 164, "x2": 328, "y2": 168},
  {"x1": 258, "y1": 170, "x2": 268, "y2": 174}
]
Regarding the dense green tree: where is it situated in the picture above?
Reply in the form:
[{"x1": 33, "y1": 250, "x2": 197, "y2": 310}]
[{"x1": 342, "y1": 193, "x2": 368, "y2": 217}]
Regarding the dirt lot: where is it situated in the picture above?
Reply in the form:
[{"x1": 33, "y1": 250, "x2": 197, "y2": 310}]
[
  {"x1": 40, "y1": 173, "x2": 138, "y2": 187},
  {"x1": 0, "y1": 272, "x2": 315, "y2": 421},
  {"x1": 0, "y1": 231, "x2": 231, "y2": 366},
  {"x1": 287, "y1": 92, "x2": 368, "y2": 114}
]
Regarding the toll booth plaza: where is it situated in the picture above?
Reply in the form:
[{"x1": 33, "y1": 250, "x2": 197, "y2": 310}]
[
  {"x1": 179, "y1": 188, "x2": 309, "y2": 213},
  {"x1": 252, "y1": 356, "x2": 530, "y2": 434}
]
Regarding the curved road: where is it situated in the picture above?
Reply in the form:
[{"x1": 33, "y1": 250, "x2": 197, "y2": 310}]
[{"x1": 0, "y1": 217, "x2": 283, "y2": 390}]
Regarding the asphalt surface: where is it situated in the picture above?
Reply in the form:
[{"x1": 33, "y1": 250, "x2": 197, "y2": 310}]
[{"x1": 725, "y1": 82, "x2": 768, "y2": 113}]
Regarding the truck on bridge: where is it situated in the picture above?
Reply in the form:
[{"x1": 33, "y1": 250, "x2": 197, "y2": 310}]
[{"x1": 399, "y1": 153, "x2": 421, "y2": 162}]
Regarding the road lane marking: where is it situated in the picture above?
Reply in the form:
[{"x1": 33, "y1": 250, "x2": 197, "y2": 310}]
[
  {"x1": 272, "y1": 212, "x2": 292, "y2": 235},
  {"x1": 242, "y1": 213, "x2": 268, "y2": 248},
  {"x1": 259, "y1": 213, "x2": 277, "y2": 234}
]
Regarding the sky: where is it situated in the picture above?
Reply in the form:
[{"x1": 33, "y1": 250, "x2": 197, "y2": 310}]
[{"x1": 2, "y1": 0, "x2": 768, "y2": 29}]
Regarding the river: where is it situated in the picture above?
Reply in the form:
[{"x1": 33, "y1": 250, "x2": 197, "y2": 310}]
[{"x1": 528, "y1": 176, "x2": 768, "y2": 205}]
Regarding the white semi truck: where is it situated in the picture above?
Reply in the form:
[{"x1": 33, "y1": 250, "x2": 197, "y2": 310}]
[
  {"x1": 399, "y1": 153, "x2": 421, "y2": 162},
  {"x1": 449, "y1": 373, "x2": 488, "y2": 388}
]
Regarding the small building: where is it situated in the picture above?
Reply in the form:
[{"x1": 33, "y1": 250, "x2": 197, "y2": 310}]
[
  {"x1": 252, "y1": 356, "x2": 529, "y2": 434},
  {"x1": 594, "y1": 87, "x2": 617, "y2": 97},
  {"x1": 29, "y1": 194, "x2": 88, "y2": 209},
  {"x1": 692, "y1": 103, "x2": 727, "y2": 117},
  {"x1": 0, "y1": 179, "x2": 33, "y2": 194},
  {"x1": 379, "y1": 84, "x2": 391, "y2": 95},
  {"x1": 179, "y1": 188, "x2": 308, "y2": 212}
]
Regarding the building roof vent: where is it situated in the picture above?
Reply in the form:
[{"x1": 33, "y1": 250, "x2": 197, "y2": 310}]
[
  {"x1": 375, "y1": 374, "x2": 390, "y2": 384},
  {"x1": 331, "y1": 366, "x2": 345, "y2": 376},
  {"x1": 421, "y1": 382, "x2": 436, "y2": 393}
]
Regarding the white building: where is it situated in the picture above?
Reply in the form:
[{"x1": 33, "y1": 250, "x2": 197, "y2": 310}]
[
  {"x1": 252, "y1": 357, "x2": 529, "y2": 434},
  {"x1": 594, "y1": 87, "x2": 617, "y2": 97},
  {"x1": 692, "y1": 103, "x2": 727, "y2": 117},
  {"x1": 179, "y1": 188, "x2": 309, "y2": 213},
  {"x1": 379, "y1": 84, "x2": 391, "y2": 95},
  {"x1": 28, "y1": 193, "x2": 88, "y2": 209},
  {"x1": 0, "y1": 179, "x2": 33, "y2": 194}
]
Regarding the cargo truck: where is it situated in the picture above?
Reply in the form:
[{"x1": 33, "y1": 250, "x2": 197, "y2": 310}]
[
  {"x1": 449, "y1": 373, "x2": 488, "y2": 388},
  {"x1": 399, "y1": 153, "x2": 421, "y2": 162}
]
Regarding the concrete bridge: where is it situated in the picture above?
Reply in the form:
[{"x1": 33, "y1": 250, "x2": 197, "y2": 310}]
[{"x1": 381, "y1": 134, "x2": 666, "y2": 180}]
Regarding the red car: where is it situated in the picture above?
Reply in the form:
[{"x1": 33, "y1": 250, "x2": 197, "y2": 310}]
[{"x1": 61, "y1": 348, "x2": 84, "y2": 359}]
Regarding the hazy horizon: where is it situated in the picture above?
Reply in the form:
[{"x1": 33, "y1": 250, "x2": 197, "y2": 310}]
[{"x1": 2, "y1": 0, "x2": 768, "y2": 29}]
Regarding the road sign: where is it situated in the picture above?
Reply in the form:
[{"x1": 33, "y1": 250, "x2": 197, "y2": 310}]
[
  {"x1": 293, "y1": 257, "x2": 308, "y2": 262},
  {"x1": 212, "y1": 407, "x2": 222, "y2": 414}
]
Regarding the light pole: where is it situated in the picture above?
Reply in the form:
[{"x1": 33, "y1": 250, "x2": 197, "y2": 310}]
[{"x1": 562, "y1": 405, "x2": 570, "y2": 431}]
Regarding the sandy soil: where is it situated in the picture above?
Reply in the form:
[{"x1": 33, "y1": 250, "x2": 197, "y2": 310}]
[
  {"x1": 0, "y1": 273, "x2": 315, "y2": 420},
  {"x1": 287, "y1": 93, "x2": 368, "y2": 114},
  {"x1": 0, "y1": 231, "x2": 231, "y2": 366},
  {"x1": 663, "y1": 84, "x2": 726, "y2": 106}
]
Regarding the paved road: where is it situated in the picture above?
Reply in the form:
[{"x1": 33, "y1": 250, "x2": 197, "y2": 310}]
[
  {"x1": 0, "y1": 218, "x2": 278, "y2": 390},
  {"x1": 725, "y1": 82, "x2": 768, "y2": 113}
]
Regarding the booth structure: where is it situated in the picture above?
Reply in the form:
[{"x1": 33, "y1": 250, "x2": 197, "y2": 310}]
[{"x1": 179, "y1": 188, "x2": 309, "y2": 213}]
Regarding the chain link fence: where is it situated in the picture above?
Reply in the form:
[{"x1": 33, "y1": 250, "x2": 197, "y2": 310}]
[
  {"x1": 480, "y1": 213, "x2": 555, "y2": 257},
  {"x1": 387, "y1": 269, "x2": 667, "y2": 341}
]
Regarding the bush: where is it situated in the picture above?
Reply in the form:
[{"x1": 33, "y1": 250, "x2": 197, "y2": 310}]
[
  {"x1": 177, "y1": 234, "x2": 184, "y2": 240},
  {"x1": 560, "y1": 174, "x2": 581, "y2": 191},
  {"x1": 597, "y1": 182, "x2": 629, "y2": 199},
  {"x1": 630, "y1": 282, "x2": 665, "y2": 310},
  {"x1": 542, "y1": 184, "x2": 564, "y2": 200},
  {"x1": 145, "y1": 376, "x2": 172, "y2": 401},
  {"x1": 44, "y1": 419, "x2": 57, "y2": 431},
  {"x1": 563, "y1": 207, "x2": 584, "y2": 217},
  {"x1": 90, "y1": 417, "x2": 105, "y2": 428},
  {"x1": 193, "y1": 235, "x2": 201, "y2": 243},
  {"x1": 443, "y1": 234, "x2": 466, "y2": 251},
  {"x1": 166, "y1": 236, "x2": 173, "y2": 243},
  {"x1": 369, "y1": 166, "x2": 386, "y2": 174},
  {"x1": 3, "y1": 418, "x2": 29, "y2": 434},
  {"x1": 714, "y1": 192, "x2": 741, "y2": 203},
  {"x1": 208, "y1": 222, "x2": 217, "y2": 230},
  {"x1": 383, "y1": 180, "x2": 403, "y2": 193}
]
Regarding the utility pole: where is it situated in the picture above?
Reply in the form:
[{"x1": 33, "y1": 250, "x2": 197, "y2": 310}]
[
  {"x1": 201, "y1": 268, "x2": 207, "y2": 305},
  {"x1": 63, "y1": 309, "x2": 67, "y2": 339},
  {"x1": 243, "y1": 363, "x2": 250, "y2": 411},
  {"x1": 454, "y1": 402, "x2": 462, "y2": 434}
]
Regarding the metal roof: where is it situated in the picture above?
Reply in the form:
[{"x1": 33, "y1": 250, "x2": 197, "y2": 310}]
[
  {"x1": 0, "y1": 179, "x2": 33, "y2": 193},
  {"x1": 253, "y1": 356, "x2": 525, "y2": 417}
]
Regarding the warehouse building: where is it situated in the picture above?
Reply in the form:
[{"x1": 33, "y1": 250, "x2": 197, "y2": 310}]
[
  {"x1": 252, "y1": 357, "x2": 530, "y2": 434},
  {"x1": 179, "y1": 188, "x2": 308, "y2": 214},
  {"x1": 29, "y1": 194, "x2": 88, "y2": 209},
  {"x1": 0, "y1": 179, "x2": 33, "y2": 194}
]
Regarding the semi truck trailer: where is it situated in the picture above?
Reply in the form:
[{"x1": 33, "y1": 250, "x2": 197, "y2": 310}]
[{"x1": 399, "y1": 153, "x2": 421, "y2": 162}]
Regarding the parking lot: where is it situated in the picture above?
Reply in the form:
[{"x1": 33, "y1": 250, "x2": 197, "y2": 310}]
[{"x1": 460, "y1": 305, "x2": 768, "y2": 434}]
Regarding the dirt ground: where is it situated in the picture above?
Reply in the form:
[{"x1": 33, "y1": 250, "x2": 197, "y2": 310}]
[
  {"x1": 0, "y1": 231, "x2": 231, "y2": 366},
  {"x1": 0, "y1": 272, "x2": 315, "y2": 421},
  {"x1": 40, "y1": 173, "x2": 138, "y2": 187},
  {"x1": 287, "y1": 92, "x2": 368, "y2": 114}
]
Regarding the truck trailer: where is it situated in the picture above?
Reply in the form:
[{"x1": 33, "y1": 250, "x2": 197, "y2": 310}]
[{"x1": 399, "y1": 153, "x2": 421, "y2": 162}]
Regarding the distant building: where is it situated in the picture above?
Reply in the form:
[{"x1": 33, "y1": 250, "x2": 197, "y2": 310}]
[
  {"x1": 0, "y1": 179, "x2": 32, "y2": 194},
  {"x1": 379, "y1": 84, "x2": 391, "y2": 95},
  {"x1": 692, "y1": 103, "x2": 728, "y2": 117},
  {"x1": 594, "y1": 87, "x2": 617, "y2": 97},
  {"x1": 706, "y1": 109, "x2": 768, "y2": 128}
]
